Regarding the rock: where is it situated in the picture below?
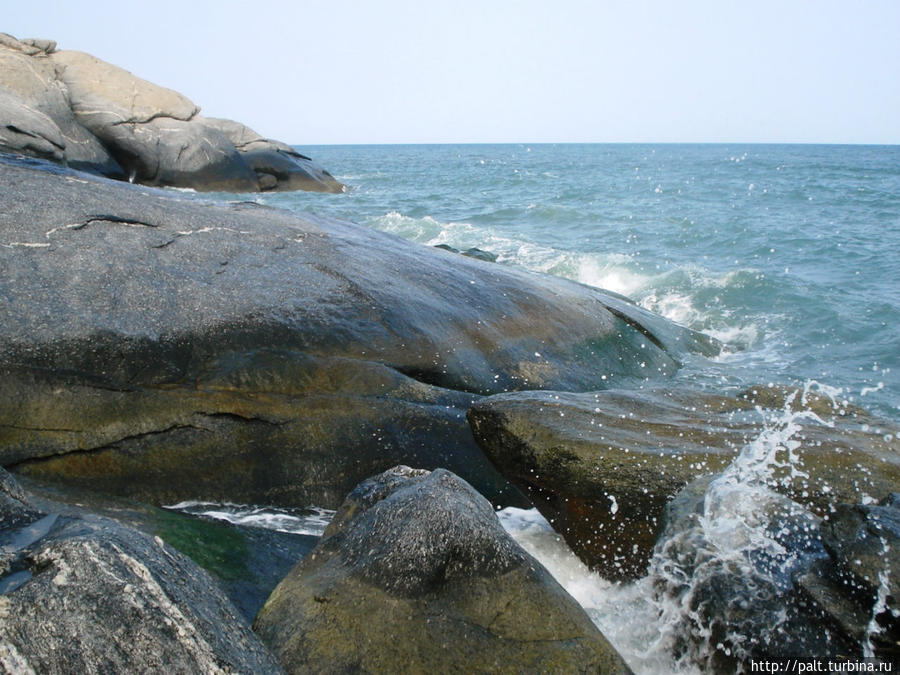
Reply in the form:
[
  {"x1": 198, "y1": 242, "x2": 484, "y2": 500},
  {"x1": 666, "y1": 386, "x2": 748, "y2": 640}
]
[
  {"x1": 821, "y1": 493, "x2": 900, "y2": 595},
  {"x1": 435, "y1": 243, "x2": 499, "y2": 262},
  {"x1": 649, "y1": 480, "x2": 862, "y2": 672},
  {"x1": 202, "y1": 117, "x2": 344, "y2": 193},
  {"x1": 0, "y1": 33, "x2": 339, "y2": 192},
  {"x1": 48, "y1": 50, "x2": 259, "y2": 191},
  {"x1": 0, "y1": 156, "x2": 713, "y2": 510},
  {"x1": 0, "y1": 468, "x2": 282, "y2": 673},
  {"x1": 0, "y1": 33, "x2": 56, "y2": 56},
  {"x1": 0, "y1": 39, "x2": 123, "y2": 175},
  {"x1": 818, "y1": 494, "x2": 900, "y2": 659},
  {"x1": 468, "y1": 386, "x2": 900, "y2": 580},
  {"x1": 0, "y1": 85, "x2": 66, "y2": 161},
  {"x1": 17, "y1": 475, "x2": 319, "y2": 623},
  {"x1": 254, "y1": 466, "x2": 632, "y2": 674}
]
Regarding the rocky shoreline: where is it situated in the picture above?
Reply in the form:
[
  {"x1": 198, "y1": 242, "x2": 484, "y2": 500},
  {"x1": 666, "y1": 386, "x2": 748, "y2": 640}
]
[
  {"x1": 1, "y1": 37, "x2": 897, "y2": 673},
  {"x1": 0, "y1": 33, "x2": 342, "y2": 193}
]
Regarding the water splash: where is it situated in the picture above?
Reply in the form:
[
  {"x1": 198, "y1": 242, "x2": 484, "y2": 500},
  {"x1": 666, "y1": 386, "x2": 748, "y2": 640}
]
[
  {"x1": 643, "y1": 397, "x2": 829, "y2": 669},
  {"x1": 505, "y1": 382, "x2": 859, "y2": 673}
]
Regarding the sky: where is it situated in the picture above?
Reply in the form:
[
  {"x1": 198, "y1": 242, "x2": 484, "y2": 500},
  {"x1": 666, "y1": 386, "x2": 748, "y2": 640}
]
[{"x1": 5, "y1": 0, "x2": 899, "y2": 145}]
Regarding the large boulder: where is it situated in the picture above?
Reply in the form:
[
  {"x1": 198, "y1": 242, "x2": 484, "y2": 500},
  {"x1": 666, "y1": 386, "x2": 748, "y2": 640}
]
[
  {"x1": 0, "y1": 468, "x2": 282, "y2": 673},
  {"x1": 0, "y1": 156, "x2": 714, "y2": 510},
  {"x1": 254, "y1": 466, "x2": 632, "y2": 673},
  {"x1": 0, "y1": 32, "x2": 340, "y2": 192},
  {"x1": 0, "y1": 33, "x2": 123, "y2": 175},
  {"x1": 468, "y1": 386, "x2": 900, "y2": 580}
]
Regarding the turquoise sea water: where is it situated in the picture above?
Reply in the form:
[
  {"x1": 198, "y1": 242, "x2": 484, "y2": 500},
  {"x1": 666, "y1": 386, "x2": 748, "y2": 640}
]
[{"x1": 256, "y1": 143, "x2": 899, "y2": 422}]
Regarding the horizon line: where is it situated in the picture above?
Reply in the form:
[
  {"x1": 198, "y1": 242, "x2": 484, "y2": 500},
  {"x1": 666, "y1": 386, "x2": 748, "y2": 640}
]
[{"x1": 292, "y1": 140, "x2": 900, "y2": 148}]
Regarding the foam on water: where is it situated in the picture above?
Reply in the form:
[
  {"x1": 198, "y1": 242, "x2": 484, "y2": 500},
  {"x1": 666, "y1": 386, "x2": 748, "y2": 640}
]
[{"x1": 164, "y1": 501, "x2": 334, "y2": 536}]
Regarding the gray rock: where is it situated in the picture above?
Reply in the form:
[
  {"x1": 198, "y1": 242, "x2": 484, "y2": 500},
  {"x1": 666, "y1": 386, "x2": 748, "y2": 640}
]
[
  {"x1": 817, "y1": 494, "x2": 900, "y2": 659},
  {"x1": 0, "y1": 85, "x2": 66, "y2": 160},
  {"x1": 468, "y1": 386, "x2": 900, "y2": 580},
  {"x1": 650, "y1": 480, "x2": 861, "y2": 672},
  {"x1": 821, "y1": 493, "x2": 900, "y2": 595},
  {"x1": 48, "y1": 50, "x2": 259, "y2": 191},
  {"x1": 202, "y1": 117, "x2": 343, "y2": 193},
  {"x1": 0, "y1": 33, "x2": 55, "y2": 56},
  {"x1": 0, "y1": 33, "x2": 338, "y2": 192},
  {"x1": 0, "y1": 468, "x2": 283, "y2": 673},
  {"x1": 0, "y1": 156, "x2": 713, "y2": 510},
  {"x1": 435, "y1": 243, "x2": 499, "y2": 262},
  {"x1": 17, "y1": 476, "x2": 318, "y2": 624},
  {"x1": 254, "y1": 466, "x2": 632, "y2": 674},
  {"x1": 0, "y1": 42, "x2": 123, "y2": 175}
]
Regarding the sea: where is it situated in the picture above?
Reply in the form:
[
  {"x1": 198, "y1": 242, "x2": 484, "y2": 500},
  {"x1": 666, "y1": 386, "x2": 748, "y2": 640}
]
[{"x1": 172, "y1": 143, "x2": 899, "y2": 672}]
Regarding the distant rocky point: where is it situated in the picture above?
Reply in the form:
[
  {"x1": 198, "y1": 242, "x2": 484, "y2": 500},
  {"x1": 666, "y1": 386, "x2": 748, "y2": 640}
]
[{"x1": 0, "y1": 32, "x2": 343, "y2": 193}]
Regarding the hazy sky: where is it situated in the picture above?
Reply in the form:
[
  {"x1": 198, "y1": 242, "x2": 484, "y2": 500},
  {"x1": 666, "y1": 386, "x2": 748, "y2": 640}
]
[{"x1": 5, "y1": 1, "x2": 899, "y2": 144}]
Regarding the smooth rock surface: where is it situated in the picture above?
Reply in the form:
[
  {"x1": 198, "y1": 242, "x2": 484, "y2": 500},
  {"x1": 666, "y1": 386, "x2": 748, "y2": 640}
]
[
  {"x1": 468, "y1": 386, "x2": 900, "y2": 579},
  {"x1": 254, "y1": 466, "x2": 632, "y2": 674},
  {"x1": 0, "y1": 156, "x2": 714, "y2": 509},
  {"x1": 203, "y1": 117, "x2": 343, "y2": 193},
  {"x1": 0, "y1": 32, "x2": 339, "y2": 192},
  {"x1": 0, "y1": 35, "x2": 123, "y2": 175},
  {"x1": 0, "y1": 85, "x2": 66, "y2": 161},
  {"x1": 0, "y1": 469, "x2": 282, "y2": 674}
]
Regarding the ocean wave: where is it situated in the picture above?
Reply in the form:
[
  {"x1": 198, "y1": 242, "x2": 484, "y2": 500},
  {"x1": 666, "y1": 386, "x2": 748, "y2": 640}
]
[{"x1": 366, "y1": 210, "x2": 775, "y2": 356}]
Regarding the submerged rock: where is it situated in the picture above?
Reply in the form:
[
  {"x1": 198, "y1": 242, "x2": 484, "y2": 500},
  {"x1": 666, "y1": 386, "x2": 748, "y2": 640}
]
[
  {"x1": 468, "y1": 386, "x2": 899, "y2": 580},
  {"x1": 0, "y1": 32, "x2": 340, "y2": 192},
  {"x1": 434, "y1": 243, "x2": 499, "y2": 262},
  {"x1": 0, "y1": 469, "x2": 282, "y2": 673},
  {"x1": 254, "y1": 466, "x2": 631, "y2": 674},
  {"x1": 0, "y1": 156, "x2": 713, "y2": 510}
]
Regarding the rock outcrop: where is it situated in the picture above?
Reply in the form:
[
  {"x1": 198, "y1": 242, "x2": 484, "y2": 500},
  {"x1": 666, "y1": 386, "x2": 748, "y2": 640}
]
[
  {"x1": 254, "y1": 466, "x2": 632, "y2": 673},
  {"x1": 0, "y1": 32, "x2": 341, "y2": 192},
  {"x1": 468, "y1": 386, "x2": 900, "y2": 579},
  {"x1": 0, "y1": 155, "x2": 714, "y2": 510},
  {"x1": 0, "y1": 468, "x2": 282, "y2": 673}
]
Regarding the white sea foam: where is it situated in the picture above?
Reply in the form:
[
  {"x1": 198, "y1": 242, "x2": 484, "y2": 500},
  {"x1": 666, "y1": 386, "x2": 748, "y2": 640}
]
[
  {"x1": 163, "y1": 501, "x2": 334, "y2": 536},
  {"x1": 369, "y1": 210, "x2": 770, "y2": 351}
]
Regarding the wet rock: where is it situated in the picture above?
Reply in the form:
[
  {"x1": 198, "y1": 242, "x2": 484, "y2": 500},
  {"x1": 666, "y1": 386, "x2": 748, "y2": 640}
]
[
  {"x1": 0, "y1": 32, "x2": 339, "y2": 192},
  {"x1": 435, "y1": 243, "x2": 499, "y2": 262},
  {"x1": 0, "y1": 469, "x2": 282, "y2": 673},
  {"x1": 0, "y1": 156, "x2": 712, "y2": 510},
  {"x1": 650, "y1": 480, "x2": 861, "y2": 672},
  {"x1": 254, "y1": 466, "x2": 632, "y2": 674},
  {"x1": 649, "y1": 481, "x2": 900, "y2": 671},
  {"x1": 468, "y1": 386, "x2": 899, "y2": 580},
  {"x1": 817, "y1": 494, "x2": 900, "y2": 659}
]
